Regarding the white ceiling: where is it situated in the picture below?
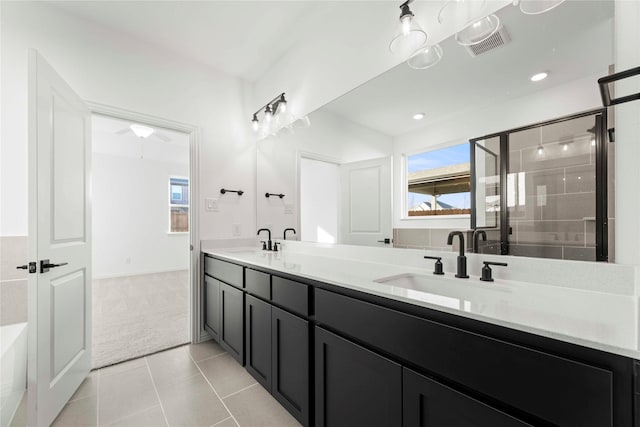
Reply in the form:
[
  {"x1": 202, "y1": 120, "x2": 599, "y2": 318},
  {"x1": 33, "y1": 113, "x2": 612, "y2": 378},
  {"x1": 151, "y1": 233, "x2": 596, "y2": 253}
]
[
  {"x1": 321, "y1": 0, "x2": 614, "y2": 137},
  {"x1": 48, "y1": 1, "x2": 335, "y2": 82}
]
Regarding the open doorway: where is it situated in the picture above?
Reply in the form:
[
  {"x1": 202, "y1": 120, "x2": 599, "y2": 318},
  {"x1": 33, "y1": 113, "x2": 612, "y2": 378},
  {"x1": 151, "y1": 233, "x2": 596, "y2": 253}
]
[
  {"x1": 91, "y1": 114, "x2": 191, "y2": 368},
  {"x1": 300, "y1": 157, "x2": 339, "y2": 243}
]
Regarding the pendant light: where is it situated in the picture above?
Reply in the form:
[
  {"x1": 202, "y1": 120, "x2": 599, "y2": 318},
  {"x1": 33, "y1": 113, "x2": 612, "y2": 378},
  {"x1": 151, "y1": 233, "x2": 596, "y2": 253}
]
[
  {"x1": 407, "y1": 44, "x2": 443, "y2": 70},
  {"x1": 455, "y1": 14, "x2": 500, "y2": 46},
  {"x1": 389, "y1": 0, "x2": 427, "y2": 57},
  {"x1": 519, "y1": 0, "x2": 566, "y2": 15}
]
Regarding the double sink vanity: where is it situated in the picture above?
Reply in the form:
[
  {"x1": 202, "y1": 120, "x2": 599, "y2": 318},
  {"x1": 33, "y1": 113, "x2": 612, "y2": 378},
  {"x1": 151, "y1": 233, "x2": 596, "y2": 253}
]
[{"x1": 201, "y1": 241, "x2": 640, "y2": 427}]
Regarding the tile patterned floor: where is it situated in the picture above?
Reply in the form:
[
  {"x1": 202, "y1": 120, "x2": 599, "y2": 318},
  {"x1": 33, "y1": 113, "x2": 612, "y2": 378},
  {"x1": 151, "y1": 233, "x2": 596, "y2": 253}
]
[{"x1": 10, "y1": 341, "x2": 301, "y2": 427}]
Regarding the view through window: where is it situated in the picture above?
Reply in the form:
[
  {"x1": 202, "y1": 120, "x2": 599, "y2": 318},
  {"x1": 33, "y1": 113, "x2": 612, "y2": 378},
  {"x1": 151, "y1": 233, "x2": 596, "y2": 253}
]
[
  {"x1": 170, "y1": 176, "x2": 189, "y2": 232},
  {"x1": 406, "y1": 143, "x2": 471, "y2": 217}
]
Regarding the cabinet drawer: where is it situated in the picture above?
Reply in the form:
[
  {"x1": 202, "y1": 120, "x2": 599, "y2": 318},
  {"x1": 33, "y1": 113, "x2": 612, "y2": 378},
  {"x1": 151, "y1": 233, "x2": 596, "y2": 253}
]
[
  {"x1": 204, "y1": 256, "x2": 243, "y2": 289},
  {"x1": 315, "y1": 289, "x2": 613, "y2": 427},
  {"x1": 272, "y1": 276, "x2": 309, "y2": 317},
  {"x1": 245, "y1": 269, "x2": 271, "y2": 300},
  {"x1": 403, "y1": 368, "x2": 533, "y2": 427}
]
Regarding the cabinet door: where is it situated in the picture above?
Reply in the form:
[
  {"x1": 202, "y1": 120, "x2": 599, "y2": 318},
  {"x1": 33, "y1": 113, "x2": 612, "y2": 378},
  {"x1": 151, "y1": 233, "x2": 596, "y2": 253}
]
[
  {"x1": 403, "y1": 368, "x2": 533, "y2": 427},
  {"x1": 245, "y1": 295, "x2": 272, "y2": 391},
  {"x1": 220, "y1": 282, "x2": 244, "y2": 364},
  {"x1": 315, "y1": 327, "x2": 401, "y2": 427},
  {"x1": 204, "y1": 275, "x2": 220, "y2": 342},
  {"x1": 272, "y1": 306, "x2": 309, "y2": 426}
]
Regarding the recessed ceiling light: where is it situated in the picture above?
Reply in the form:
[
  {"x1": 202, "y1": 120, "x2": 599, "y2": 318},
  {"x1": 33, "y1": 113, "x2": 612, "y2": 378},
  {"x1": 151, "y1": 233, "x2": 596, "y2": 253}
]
[
  {"x1": 530, "y1": 72, "x2": 548, "y2": 82},
  {"x1": 413, "y1": 112, "x2": 425, "y2": 120}
]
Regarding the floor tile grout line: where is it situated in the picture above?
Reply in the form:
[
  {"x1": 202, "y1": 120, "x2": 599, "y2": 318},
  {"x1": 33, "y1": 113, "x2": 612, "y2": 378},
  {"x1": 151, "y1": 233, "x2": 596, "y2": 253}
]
[
  {"x1": 188, "y1": 352, "x2": 241, "y2": 427},
  {"x1": 144, "y1": 357, "x2": 171, "y2": 427},
  {"x1": 210, "y1": 416, "x2": 234, "y2": 427},
  {"x1": 193, "y1": 350, "x2": 228, "y2": 364},
  {"x1": 220, "y1": 383, "x2": 258, "y2": 400}
]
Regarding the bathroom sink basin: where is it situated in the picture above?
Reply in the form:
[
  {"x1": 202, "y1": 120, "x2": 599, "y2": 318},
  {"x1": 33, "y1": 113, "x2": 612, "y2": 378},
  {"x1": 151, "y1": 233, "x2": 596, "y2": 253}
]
[{"x1": 375, "y1": 273, "x2": 456, "y2": 292}]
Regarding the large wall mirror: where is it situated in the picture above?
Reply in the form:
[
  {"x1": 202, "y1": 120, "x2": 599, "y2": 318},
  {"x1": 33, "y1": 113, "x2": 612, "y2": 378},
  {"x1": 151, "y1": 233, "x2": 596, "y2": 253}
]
[{"x1": 256, "y1": 0, "x2": 615, "y2": 262}]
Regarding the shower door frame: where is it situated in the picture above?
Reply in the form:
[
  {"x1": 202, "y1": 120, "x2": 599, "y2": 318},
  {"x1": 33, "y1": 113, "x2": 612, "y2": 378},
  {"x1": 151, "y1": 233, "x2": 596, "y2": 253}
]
[{"x1": 470, "y1": 108, "x2": 608, "y2": 261}]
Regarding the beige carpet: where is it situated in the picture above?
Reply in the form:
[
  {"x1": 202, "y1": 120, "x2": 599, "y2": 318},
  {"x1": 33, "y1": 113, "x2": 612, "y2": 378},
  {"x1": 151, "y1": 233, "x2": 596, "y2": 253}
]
[{"x1": 92, "y1": 270, "x2": 190, "y2": 369}]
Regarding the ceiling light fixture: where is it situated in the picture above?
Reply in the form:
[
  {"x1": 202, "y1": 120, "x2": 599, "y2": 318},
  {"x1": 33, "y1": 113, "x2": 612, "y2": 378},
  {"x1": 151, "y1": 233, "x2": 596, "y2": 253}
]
[
  {"x1": 537, "y1": 145, "x2": 544, "y2": 156},
  {"x1": 562, "y1": 142, "x2": 569, "y2": 151},
  {"x1": 519, "y1": 0, "x2": 566, "y2": 15},
  {"x1": 530, "y1": 72, "x2": 548, "y2": 82},
  {"x1": 130, "y1": 124, "x2": 154, "y2": 138},
  {"x1": 413, "y1": 112, "x2": 426, "y2": 120},
  {"x1": 251, "y1": 93, "x2": 297, "y2": 137},
  {"x1": 389, "y1": 0, "x2": 427, "y2": 57},
  {"x1": 591, "y1": 138, "x2": 596, "y2": 147},
  {"x1": 407, "y1": 44, "x2": 444, "y2": 70},
  {"x1": 455, "y1": 14, "x2": 500, "y2": 46}
]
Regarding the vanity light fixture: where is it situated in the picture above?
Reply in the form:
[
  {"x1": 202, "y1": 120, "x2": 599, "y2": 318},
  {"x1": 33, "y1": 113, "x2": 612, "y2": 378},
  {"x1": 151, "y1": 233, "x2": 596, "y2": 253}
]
[
  {"x1": 591, "y1": 138, "x2": 596, "y2": 147},
  {"x1": 530, "y1": 72, "x2": 548, "y2": 82},
  {"x1": 389, "y1": 0, "x2": 427, "y2": 57},
  {"x1": 130, "y1": 124, "x2": 154, "y2": 138},
  {"x1": 413, "y1": 112, "x2": 426, "y2": 120},
  {"x1": 251, "y1": 92, "x2": 296, "y2": 137}
]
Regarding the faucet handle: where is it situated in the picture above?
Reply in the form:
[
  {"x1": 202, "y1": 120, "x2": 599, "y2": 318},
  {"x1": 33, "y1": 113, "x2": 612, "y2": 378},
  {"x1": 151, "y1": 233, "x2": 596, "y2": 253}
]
[
  {"x1": 273, "y1": 242, "x2": 279, "y2": 252},
  {"x1": 260, "y1": 241, "x2": 267, "y2": 250},
  {"x1": 423, "y1": 256, "x2": 444, "y2": 275},
  {"x1": 480, "y1": 261, "x2": 508, "y2": 282}
]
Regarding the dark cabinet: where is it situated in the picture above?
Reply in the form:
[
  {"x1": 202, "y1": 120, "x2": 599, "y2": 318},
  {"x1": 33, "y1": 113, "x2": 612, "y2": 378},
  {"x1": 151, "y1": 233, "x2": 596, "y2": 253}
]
[
  {"x1": 315, "y1": 327, "x2": 401, "y2": 427},
  {"x1": 245, "y1": 294, "x2": 272, "y2": 391},
  {"x1": 204, "y1": 275, "x2": 220, "y2": 342},
  {"x1": 272, "y1": 306, "x2": 309, "y2": 426},
  {"x1": 220, "y1": 282, "x2": 244, "y2": 363},
  {"x1": 403, "y1": 368, "x2": 533, "y2": 427}
]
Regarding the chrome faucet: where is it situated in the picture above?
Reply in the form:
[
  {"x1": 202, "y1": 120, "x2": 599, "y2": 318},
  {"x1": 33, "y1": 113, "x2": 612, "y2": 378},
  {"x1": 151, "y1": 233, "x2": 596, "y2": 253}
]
[
  {"x1": 257, "y1": 228, "x2": 272, "y2": 251},
  {"x1": 447, "y1": 231, "x2": 469, "y2": 278},
  {"x1": 283, "y1": 228, "x2": 297, "y2": 240},
  {"x1": 472, "y1": 229, "x2": 487, "y2": 254}
]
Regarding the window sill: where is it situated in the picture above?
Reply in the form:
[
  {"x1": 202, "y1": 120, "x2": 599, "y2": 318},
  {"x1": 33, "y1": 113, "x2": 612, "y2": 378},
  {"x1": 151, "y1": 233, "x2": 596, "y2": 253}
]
[
  {"x1": 167, "y1": 231, "x2": 189, "y2": 235},
  {"x1": 401, "y1": 214, "x2": 470, "y2": 221}
]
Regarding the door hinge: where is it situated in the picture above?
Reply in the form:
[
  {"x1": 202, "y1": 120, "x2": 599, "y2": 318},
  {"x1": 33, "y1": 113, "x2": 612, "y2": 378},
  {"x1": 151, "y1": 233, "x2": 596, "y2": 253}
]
[{"x1": 16, "y1": 262, "x2": 37, "y2": 274}]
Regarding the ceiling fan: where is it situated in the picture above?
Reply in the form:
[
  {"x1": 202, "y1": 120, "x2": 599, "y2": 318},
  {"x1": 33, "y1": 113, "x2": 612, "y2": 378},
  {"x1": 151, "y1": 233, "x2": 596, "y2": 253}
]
[{"x1": 114, "y1": 123, "x2": 171, "y2": 142}]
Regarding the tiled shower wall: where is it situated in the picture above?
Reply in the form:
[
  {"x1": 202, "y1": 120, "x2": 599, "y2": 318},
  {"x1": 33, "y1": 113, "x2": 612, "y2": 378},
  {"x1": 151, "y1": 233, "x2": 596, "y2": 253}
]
[{"x1": 0, "y1": 236, "x2": 28, "y2": 326}]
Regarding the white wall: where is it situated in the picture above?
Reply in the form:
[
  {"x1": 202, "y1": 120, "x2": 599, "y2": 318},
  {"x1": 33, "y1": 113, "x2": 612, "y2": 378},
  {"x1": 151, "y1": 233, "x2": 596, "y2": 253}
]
[
  {"x1": 300, "y1": 158, "x2": 339, "y2": 243},
  {"x1": 92, "y1": 152, "x2": 189, "y2": 278},
  {"x1": 0, "y1": 2, "x2": 254, "y2": 242},
  {"x1": 392, "y1": 72, "x2": 607, "y2": 230},
  {"x1": 256, "y1": 109, "x2": 393, "y2": 237}
]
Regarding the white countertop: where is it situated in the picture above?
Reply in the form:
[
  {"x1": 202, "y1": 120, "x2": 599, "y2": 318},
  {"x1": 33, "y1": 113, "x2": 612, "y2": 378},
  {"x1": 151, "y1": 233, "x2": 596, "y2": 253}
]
[{"x1": 202, "y1": 242, "x2": 640, "y2": 359}]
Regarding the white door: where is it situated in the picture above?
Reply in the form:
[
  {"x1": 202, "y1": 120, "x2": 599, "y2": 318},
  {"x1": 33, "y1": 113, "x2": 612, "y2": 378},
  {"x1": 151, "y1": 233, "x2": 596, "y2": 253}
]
[
  {"x1": 27, "y1": 50, "x2": 92, "y2": 427},
  {"x1": 339, "y1": 157, "x2": 392, "y2": 246}
]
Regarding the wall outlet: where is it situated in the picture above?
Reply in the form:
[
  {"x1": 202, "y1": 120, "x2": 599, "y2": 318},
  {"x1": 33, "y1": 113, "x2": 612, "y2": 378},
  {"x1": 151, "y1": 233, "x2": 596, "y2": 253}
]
[
  {"x1": 232, "y1": 224, "x2": 241, "y2": 236},
  {"x1": 205, "y1": 198, "x2": 219, "y2": 212},
  {"x1": 284, "y1": 204, "x2": 294, "y2": 214}
]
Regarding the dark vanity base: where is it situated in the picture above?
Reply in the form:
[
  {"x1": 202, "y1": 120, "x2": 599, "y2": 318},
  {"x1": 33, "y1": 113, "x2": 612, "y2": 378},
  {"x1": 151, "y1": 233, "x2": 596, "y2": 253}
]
[{"x1": 203, "y1": 253, "x2": 637, "y2": 427}]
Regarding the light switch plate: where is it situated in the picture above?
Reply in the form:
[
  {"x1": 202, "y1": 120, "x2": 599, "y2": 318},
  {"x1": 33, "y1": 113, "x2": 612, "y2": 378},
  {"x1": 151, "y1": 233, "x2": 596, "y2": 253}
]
[{"x1": 205, "y1": 198, "x2": 219, "y2": 212}]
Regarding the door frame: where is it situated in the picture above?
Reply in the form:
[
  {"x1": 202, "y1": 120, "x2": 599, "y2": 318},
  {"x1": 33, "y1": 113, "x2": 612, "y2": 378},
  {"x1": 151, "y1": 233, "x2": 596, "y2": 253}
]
[{"x1": 86, "y1": 102, "x2": 203, "y2": 343}]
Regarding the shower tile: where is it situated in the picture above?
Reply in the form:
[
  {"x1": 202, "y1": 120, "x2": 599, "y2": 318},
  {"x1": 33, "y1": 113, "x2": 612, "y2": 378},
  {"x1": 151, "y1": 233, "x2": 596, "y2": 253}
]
[
  {"x1": 541, "y1": 193, "x2": 595, "y2": 221},
  {"x1": 515, "y1": 221, "x2": 586, "y2": 246},
  {"x1": 565, "y1": 165, "x2": 596, "y2": 194},
  {"x1": 509, "y1": 244, "x2": 562, "y2": 259},
  {"x1": 520, "y1": 145, "x2": 591, "y2": 173},
  {"x1": 525, "y1": 168, "x2": 565, "y2": 196},
  {"x1": 563, "y1": 247, "x2": 597, "y2": 262},
  {"x1": 395, "y1": 229, "x2": 429, "y2": 248}
]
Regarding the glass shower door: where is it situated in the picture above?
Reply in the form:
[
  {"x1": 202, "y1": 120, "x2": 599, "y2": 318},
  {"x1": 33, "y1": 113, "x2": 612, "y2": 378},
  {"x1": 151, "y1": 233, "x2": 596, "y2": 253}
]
[{"x1": 471, "y1": 136, "x2": 502, "y2": 254}]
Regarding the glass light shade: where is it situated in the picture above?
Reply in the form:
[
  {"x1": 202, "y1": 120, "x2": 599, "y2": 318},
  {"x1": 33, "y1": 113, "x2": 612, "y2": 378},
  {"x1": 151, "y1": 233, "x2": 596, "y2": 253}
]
[
  {"x1": 277, "y1": 99, "x2": 287, "y2": 113},
  {"x1": 438, "y1": 0, "x2": 486, "y2": 26},
  {"x1": 407, "y1": 44, "x2": 443, "y2": 70},
  {"x1": 455, "y1": 14, "x2": 499, "y2": 46},
  {"x1": 519, "y1": 0, "x2": 566, "y2": 15},
  {"x1": 389, "y1": 15, "x2": 427, "y2": 57},
  {"x1": 130, "y1": 124, "x2": 154, "y2": 138},
  {"x1": 251, "y1": 115, "x2": 259, "y2": 132}
]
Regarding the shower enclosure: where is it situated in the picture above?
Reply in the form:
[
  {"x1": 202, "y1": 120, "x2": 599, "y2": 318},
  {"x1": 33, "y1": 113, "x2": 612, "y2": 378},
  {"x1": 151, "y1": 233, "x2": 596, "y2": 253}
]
[{"x1": 471, "y1": 109, "x2": 609, "y2": 261}]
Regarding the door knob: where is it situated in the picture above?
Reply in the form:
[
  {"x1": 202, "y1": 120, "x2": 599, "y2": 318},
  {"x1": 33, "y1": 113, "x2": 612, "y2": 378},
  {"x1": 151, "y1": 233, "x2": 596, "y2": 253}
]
[
  {"x1": 377, "y1": 238, "x2": 392, "y2": 244},
  {"x1": 40, "y1": 259, "x2": 68, "y2": 273},
  {"x1": 16, "y1": 262, "x2": 37, "y2": 274}
]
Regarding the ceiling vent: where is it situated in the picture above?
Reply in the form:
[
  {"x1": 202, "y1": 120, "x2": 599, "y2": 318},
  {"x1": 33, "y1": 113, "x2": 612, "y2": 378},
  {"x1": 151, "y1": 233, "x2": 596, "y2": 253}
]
[{"x1": 465, "y1": 25, "x2": 511, "y2": 57}]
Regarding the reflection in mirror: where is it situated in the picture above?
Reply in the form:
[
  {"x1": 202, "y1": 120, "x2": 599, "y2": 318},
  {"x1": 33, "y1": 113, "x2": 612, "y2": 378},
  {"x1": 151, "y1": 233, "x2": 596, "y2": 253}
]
[{"x1": 256, "y1": 0, "x2": 615, "y2": 260}]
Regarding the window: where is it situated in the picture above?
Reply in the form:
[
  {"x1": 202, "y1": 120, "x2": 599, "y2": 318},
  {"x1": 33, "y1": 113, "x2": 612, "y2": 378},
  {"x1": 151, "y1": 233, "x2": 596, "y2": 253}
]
[
  {"x1": 406, "y1": 143, "x2": 471, "y2": 217},
  {"x1": 169, "y1": 177, "x2": 189, "y2": 232}
]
